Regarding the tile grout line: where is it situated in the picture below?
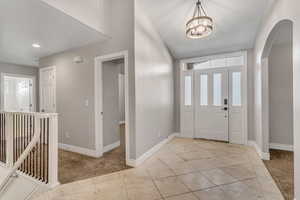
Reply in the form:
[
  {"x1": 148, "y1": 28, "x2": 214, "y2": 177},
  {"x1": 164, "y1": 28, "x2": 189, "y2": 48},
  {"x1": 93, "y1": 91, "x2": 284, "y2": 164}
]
[
  {"x1": 151, "y1": 178, "x2": 165, "y2": 200},
  {"x1": 153, "y1": 155, "x2": 263, "y2": 199}
]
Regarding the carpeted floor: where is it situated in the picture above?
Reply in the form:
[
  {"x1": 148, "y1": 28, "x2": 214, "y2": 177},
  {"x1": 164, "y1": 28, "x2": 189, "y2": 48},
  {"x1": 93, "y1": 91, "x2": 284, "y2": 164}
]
[
  {"x1": 58, "y1": 124, "x2": 131, "y2": 184},
  {"x1": 263, "y1": 149, "x2": 294, "y2": 200}
]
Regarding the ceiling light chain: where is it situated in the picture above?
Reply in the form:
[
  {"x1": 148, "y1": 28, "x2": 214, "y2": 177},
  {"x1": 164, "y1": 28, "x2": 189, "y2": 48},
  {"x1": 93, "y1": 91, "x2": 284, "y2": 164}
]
[{"x1": 186, "y1": 0, "x2": 214, "y2": 39}]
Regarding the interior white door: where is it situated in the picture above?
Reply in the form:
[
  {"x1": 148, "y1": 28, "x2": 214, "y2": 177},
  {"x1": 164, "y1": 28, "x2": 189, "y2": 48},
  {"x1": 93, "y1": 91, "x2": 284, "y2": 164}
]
[
  {"x1": 2, "y1": 75, "x2": 34, "y2": 112},
  {"x1": 40, "y1": 66, "x2": 56, "y2": 113},
  {"x1": 194, "y1": 69, "x2": 229, "y2": 141}
]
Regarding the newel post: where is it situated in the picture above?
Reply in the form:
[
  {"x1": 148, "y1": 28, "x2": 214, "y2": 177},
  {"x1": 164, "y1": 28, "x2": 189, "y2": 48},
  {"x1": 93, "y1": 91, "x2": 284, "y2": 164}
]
[
  {"x1": 5, "y1": 113, "x2": 14, "y2": 167},
  {"x1": 48, "y1": 114, "x2": 59, "y2": 187}
]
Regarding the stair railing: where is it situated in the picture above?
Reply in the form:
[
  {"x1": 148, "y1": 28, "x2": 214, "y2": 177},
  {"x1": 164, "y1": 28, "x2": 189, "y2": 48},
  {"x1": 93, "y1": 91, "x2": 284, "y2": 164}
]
[
  {"x1": 0, "y1": 112, "x2": 58, "y2": 191},
  {"x1": 0, "y1": 114, "x2": 41, "y2": 192}
]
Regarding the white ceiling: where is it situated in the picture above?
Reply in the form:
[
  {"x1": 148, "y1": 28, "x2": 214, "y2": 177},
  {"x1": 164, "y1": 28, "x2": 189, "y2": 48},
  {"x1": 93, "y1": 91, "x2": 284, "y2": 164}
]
[
  {"x1": 0, "y1": 0, "x2": 108, "y2": 67},
  {"x1": 140, "y1": 0, "x2": 275, "y2": 59}
]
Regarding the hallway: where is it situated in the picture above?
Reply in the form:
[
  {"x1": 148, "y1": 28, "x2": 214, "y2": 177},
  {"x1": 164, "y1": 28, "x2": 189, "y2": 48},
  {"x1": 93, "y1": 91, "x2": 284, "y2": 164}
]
[{"x1": 33, "y1": 137, "x2": 283, "y2": 200}]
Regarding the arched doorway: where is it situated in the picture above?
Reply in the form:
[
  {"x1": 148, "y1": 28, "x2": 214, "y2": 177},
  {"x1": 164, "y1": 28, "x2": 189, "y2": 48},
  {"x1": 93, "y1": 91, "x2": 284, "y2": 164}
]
[{"x1": 260, "y1": 19, "x2": 294, "y2": 199}]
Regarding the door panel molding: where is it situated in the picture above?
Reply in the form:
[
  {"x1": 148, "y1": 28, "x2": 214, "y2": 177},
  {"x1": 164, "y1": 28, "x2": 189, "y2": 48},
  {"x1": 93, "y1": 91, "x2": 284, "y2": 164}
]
[{"x1": 39, "y1": 66, "x2": 57, "y2": 113}]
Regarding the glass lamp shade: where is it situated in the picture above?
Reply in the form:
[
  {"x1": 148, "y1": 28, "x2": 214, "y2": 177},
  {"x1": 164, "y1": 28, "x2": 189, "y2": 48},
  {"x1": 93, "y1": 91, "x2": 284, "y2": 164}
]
[{"x1": 186, "y1": 16, "x2": 213, "y2": 39}]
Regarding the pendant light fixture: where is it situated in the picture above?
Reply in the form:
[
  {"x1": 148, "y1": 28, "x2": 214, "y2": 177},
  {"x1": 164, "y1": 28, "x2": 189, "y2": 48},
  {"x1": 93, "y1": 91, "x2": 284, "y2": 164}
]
[{"x1": 186, "y1": 0, "x2": 213, "y2": 39}]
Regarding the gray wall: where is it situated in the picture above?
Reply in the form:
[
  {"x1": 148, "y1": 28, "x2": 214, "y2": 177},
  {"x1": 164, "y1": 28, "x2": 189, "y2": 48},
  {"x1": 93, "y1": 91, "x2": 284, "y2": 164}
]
[
  {"x1": 0, "y1": 62, "x2": 39, "y2": 110},
  {"x1": 40, "y1": 0, "x2": 176, "y2": 160},
  {"x1": 269, "y1": 43, "x2": 293, "y2": 145},
  {"x1": 247, "y1": 50, "x2": 255, "y2": 140},
  {"x1": 119, "y1": 77, "x2": 125, "y2": 122},
  {"x1": 135, "y1": 1, "x2": 175, "y2": 158},
  {"x1": 103, "y1": 61, "x2": 121, "y2": 146},
  {"x1": 174, "y1": 60, "x2": 181, "y2": 133},
  {"x1": 39, "y1": 0, "x2": 136, "y2": 158},
  {"x1": 251, "y1": 2, "x2": 300, "y2": 197}
]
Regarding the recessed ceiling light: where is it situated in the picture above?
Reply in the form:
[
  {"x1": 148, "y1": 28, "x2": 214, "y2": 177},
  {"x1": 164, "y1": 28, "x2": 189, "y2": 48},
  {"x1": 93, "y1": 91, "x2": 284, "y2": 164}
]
[{"x1": 32, "y1": 43, "x2": 41, "y2": 48}]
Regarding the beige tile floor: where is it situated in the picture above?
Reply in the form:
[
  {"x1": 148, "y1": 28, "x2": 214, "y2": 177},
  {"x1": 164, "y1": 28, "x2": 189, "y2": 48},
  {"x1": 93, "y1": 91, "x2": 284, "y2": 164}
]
[{"x1": 33, "y1": 138, "x2": 284, "y2": 200}]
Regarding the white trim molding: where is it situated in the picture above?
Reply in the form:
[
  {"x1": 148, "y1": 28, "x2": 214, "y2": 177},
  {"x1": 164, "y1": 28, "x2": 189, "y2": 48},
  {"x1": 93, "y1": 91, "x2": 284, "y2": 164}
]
[
  {"x1": 103, "y1": 141, "x2": 121, "y2": 153},
  {"x1": 270, "y1": 143, "x2": 294, "y2": 151},
  {"x1": 248, "y1": 140, "x2": 270, "y2": 160},
  {"x1": 94, "y1": 51, "x2": 130, "y2": 163},
  {"x1": 127, "y1": 133, "x2": 178, "y2": 167},
  {"x1": 58, "y1": 143, "x2": 101, "y2": 158}
]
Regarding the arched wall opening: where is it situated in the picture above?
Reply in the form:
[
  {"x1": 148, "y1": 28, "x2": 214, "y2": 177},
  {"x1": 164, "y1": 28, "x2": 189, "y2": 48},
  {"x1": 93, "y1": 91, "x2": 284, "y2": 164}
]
[
  {"x1": 260, "y1": 19, "x2": 294, "y2": 199},
  {"x1": 260, "y1": 19, "x2": 294, "y2": 156}
]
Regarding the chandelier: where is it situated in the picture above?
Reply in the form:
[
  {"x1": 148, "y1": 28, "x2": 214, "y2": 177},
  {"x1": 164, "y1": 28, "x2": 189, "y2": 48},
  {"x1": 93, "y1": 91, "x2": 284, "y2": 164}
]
[{"x1": 186, "y1": 0, "x2": 213, "y2": 39}]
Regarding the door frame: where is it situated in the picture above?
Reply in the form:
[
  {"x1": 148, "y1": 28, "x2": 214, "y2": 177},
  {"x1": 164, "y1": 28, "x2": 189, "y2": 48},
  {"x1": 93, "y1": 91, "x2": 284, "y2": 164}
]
[
  {"x1": 39, "y1": 66, "x2": 57, "y2": 112},
  {"x1": 94, "y1": 50, "x2": 130, "y2": 163},
  {"x1": 0, "y1": 73, "x2": 37, "y2": 112},
  {"x1": 180, "y1": 51, "x2": 248, "y2": 145}
]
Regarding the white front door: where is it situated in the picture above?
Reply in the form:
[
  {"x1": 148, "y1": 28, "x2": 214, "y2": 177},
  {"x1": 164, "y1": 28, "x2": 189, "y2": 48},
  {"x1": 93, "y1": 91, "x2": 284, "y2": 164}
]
[
  {"x1": 194, "y1": 69, "x2": 229, "y2": 141},
  {"x1": 40, "y1": 66, "x2": 56, "y2": 113}
]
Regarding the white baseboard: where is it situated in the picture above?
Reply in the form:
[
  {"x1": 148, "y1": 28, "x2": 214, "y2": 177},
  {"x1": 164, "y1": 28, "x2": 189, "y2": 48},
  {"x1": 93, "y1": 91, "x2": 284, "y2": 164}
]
[
  {"x1": 127, "y1": 133, "x2": 178, "y2": 167},
  {"x1": 248, "y1": 140, "x2": 270, "y2": 160},
  {"x1": 103, "y1": 141, "x2": 121, "y2": 153},
  {"x1": 126, "y1": 159, "x2": 137, "y2": 167},
  {"x1": 58, "y1": 143, "x2": 101, "y2": 158},
  {"x1": 175, "y1": 133, "x2": 194, "y2": 138},
  {"x1": 269, "y1": 143, "x2": 293, "y2": 151}
]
